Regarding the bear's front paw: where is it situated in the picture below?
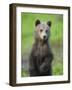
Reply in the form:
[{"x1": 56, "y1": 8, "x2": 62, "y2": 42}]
[{"x1": 40, "y1": 63, "x2": 49, "y2": 73}]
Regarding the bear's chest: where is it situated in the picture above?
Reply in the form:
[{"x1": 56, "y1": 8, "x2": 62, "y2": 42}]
[
  {"x1": 34, "y1": 44, "x2": 49, "y2": 58},
  {"x1": 33, "y1": 44, "x2": 50, "y2": 65}
]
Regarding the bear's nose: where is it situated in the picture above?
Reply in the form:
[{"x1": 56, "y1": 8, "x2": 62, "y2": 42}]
[{"x1": 43, "y1": 36, "x2": 46, "y2": 39}]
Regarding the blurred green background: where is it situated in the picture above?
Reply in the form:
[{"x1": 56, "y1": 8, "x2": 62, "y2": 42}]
[{"x1": 21, "y1": 12, "x2": 63, "y2": 77}]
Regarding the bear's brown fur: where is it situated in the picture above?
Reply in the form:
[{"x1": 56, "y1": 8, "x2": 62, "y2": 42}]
[{"x1": 29, "y1": 19, "x2": 53, "y2": 76}]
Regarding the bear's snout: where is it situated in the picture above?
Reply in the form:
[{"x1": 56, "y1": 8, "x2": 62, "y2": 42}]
[{"x1": 43, "y1": 35, "x2": 46, "y2": 40}]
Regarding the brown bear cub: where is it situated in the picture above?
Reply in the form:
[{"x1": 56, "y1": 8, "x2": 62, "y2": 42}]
[{"x1": 29, "y1": 19, "x2": 53, "y2": 76}]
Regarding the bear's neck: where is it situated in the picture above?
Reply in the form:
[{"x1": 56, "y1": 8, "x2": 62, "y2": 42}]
[{"x1": 35, "y1": 39, "x2": 49, "y2": 46}]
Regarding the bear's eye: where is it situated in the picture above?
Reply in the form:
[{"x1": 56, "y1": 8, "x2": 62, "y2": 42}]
[
  {"x1": 46, "y1": 30, "x2": 48, "y2": 33},
  {"x1": 40, "y1": 29, "x2": 43, "y2": 32}
]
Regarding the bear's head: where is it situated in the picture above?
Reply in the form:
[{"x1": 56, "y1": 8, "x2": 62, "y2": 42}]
[{"x1": 35, "y1": 19, "x2": 52, "y2": 42}]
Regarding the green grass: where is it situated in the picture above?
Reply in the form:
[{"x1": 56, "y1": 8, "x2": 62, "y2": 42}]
[
  {"x1": 21, "y1": 12, "x2": 63, "y2": 77},
  {"x1": 21, "y1": 69, "x2": 29, "y2": 77},
  {"x1": 53, "y1": 63, "x2": 63, "y2": 75},
  {"x1": 52, "y1": 46, "x2": 63, "y2": 75}
]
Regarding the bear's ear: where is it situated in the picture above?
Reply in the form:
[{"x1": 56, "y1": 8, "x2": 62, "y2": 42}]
[
  {"x1": 47, "y1": 21, "x2": 52, "y2": 27},
  {"x1": 35, "y1": 19, "x2": 40, "y2": 26}
]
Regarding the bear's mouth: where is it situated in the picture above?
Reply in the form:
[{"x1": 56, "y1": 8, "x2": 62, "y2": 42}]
[
  {"x1": 40, "y1": 38, "x2": 48, "y2": 43},
  {"x1": 43, "y1": 37, "x2": 47, "y2": 41}
]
